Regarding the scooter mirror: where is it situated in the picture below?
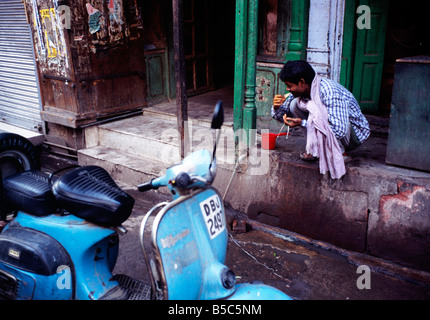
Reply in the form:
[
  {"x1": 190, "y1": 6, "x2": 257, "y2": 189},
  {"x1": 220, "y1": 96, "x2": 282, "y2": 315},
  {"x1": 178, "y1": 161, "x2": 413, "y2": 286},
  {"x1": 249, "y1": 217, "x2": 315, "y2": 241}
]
[{"x1": 211, "y1": 101, "x2": 224, "y2": 130}]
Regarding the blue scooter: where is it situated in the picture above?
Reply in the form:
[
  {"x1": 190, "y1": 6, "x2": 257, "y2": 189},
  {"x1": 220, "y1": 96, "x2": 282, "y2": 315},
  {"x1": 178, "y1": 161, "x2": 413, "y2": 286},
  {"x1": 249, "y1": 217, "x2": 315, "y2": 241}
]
[{"x1": 0, "y1": 102, "x2": 291, "y2": 300}]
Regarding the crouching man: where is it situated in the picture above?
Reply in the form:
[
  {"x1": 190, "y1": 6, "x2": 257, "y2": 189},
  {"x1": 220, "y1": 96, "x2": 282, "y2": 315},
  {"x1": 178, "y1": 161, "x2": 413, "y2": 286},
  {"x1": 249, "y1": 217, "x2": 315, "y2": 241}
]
[{"x1": 272, "y1": 60, "x2": 370, "y2": 179}]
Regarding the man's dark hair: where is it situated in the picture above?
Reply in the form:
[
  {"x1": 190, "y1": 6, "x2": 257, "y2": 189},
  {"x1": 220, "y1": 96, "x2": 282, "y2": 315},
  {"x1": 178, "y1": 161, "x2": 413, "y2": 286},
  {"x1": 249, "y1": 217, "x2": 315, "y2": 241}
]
[{"x1": 280, "y1": 60, "x2": 316, "y2": 85}]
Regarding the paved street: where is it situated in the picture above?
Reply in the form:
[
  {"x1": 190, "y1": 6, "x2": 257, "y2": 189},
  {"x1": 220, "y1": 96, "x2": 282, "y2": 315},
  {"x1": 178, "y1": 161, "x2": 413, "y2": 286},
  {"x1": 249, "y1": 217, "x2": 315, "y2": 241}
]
[{"x1": 113, "y1": 185, "x2": 430, "y2": 300}]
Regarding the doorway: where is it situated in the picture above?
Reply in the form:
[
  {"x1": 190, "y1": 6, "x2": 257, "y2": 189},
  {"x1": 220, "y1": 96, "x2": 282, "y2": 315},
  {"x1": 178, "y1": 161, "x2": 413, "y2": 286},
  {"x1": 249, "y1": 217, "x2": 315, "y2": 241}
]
[
  {"x1": 140, "y1": 0, "x2": 235, "y2": 104},
  {"x1": 379, "y1": 0, "x2": 430, "y2": 113},
  {"x1": 341, "y1": 0, "x2": 430, "y2": 115},
  {"x1": 183, "y1": 0, "x2": 235, "y2": 96}
]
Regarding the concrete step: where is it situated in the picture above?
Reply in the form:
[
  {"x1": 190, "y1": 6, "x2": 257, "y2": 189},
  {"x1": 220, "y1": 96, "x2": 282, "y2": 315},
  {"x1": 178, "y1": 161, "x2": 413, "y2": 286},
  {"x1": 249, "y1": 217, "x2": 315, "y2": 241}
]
[
  {"x1": 84, "y1": 114, "x2": 238, "y2": 167},
  {"x1": 78, "y1": 145, "x2": 171, "y2": 195},
  {"x1": 79, "y1": 113, "x2": 239, "y2": 198},
  {"x1": 78, "y1": 143, "x2": 237, "y2": 199},
  {"x1": 94, "y1": 115, "x2": 181, "y2": 165},
  {"x1": 143, "y1": 106, "x2": 234, "y2": 133}
]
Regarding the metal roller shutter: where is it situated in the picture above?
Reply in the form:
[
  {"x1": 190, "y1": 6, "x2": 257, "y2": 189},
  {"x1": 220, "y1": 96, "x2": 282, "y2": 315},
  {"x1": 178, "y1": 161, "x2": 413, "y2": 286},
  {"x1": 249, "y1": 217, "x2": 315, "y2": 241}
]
[{"x1": 0, "y1": 0, "x2": 42, "y2": 132}]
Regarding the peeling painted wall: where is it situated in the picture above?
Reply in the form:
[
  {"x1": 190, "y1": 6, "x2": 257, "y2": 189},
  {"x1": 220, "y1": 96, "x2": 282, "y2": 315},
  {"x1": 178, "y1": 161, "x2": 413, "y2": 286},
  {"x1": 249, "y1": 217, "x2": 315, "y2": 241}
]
[
  {"x1": 71, "y1": 0, "x2": 144, "y2": 76},
  {"x1": 25, "y1": 0, "x2": 147, "y2": 128},
  {"x1": 29, "y1": 0, "x2": 70, "y2": 76}
]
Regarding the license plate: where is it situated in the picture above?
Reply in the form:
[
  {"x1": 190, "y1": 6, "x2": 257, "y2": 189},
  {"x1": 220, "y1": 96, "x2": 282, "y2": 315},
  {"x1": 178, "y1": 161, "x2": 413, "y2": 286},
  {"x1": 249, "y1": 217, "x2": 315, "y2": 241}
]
[{"x1": 200, "y1": 194, "x2": 225, "y2": 239}]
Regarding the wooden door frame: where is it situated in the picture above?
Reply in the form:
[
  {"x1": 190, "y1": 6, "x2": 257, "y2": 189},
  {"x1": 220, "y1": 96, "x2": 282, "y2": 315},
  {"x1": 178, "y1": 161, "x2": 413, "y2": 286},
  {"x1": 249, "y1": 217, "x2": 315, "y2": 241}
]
[
  {"x1": 183, "y1": 0, "x2": 212, "y2": 96},
  {"x1": 340, "y1": 0, "x2": 389, "y2": 113}
]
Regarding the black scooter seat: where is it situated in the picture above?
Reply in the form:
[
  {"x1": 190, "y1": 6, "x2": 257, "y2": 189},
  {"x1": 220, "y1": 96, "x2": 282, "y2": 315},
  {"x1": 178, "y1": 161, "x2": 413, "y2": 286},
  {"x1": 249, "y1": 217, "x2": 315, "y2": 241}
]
[
  {"x1": 51, "y1": 166, "x2": 134, "y2": 227},
  {"x1": 3, "y1": 170, "x2": 57, "y2": 216}
]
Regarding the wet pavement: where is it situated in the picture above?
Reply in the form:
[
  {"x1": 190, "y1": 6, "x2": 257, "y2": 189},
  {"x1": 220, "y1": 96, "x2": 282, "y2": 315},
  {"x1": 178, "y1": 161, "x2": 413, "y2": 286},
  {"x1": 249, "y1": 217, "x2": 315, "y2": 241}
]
[
  {"x1": 114, "y1": 185, "x2": 430, "y2": 300},
  {"x1": 226, "y1": 227, "x2": 430, "y2": 300}
]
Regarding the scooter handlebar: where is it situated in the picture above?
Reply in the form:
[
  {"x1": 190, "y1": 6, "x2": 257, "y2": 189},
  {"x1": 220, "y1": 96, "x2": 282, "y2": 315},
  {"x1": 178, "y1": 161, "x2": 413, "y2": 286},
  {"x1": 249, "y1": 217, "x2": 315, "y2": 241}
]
[{"x1": 137, "y1": 179, "x2": 158, "y2": 192}]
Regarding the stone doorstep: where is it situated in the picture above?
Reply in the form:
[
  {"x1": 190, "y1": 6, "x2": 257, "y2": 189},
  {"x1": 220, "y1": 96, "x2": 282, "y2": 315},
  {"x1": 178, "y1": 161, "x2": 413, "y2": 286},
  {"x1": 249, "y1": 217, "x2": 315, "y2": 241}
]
[
  {"x1": 143, "y1": 107, "x2": 234, "y2": 130},
  {"x1": 77, "y1": 145, "x2": 237, "y2": 199},
  {"x1": 84, "y1": 114, "x2": 238, "y2": 166}
]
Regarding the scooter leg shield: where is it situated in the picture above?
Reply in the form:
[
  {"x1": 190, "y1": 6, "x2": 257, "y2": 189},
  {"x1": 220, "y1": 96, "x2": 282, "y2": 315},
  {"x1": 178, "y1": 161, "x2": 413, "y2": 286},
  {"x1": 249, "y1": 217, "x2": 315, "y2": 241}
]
[
  {"x1": 0, "y1": 264, "x2": 73, "y2": 300},
  {"x1": 5, "y1": 212, "x2": 121, "y2": 300},
  {"x1": 0, "y1": 226, "x2": 74, "y2": 300},
  {"x1": 227, "y1": 283, "x2": 293, "y2": 300}
]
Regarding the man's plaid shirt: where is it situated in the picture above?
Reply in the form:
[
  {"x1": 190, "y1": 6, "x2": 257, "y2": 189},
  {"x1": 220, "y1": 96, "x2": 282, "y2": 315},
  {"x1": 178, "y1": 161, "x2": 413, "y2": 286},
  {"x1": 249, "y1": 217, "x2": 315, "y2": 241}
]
[{"x1": 271, "y1": 77, "x2": 370, "y2": 143}]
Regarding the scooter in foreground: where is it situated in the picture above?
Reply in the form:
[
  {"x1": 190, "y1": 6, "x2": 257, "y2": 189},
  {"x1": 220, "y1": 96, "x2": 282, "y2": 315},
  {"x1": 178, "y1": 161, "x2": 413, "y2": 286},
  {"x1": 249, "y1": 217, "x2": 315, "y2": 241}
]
[{"x1": 0, "y1": 101, "x2": 291, "y2": 300}]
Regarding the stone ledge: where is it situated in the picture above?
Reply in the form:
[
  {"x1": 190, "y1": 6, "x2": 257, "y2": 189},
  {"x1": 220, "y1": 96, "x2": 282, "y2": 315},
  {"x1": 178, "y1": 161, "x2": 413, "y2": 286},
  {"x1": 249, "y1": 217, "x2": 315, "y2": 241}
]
[{"x1": 223, "y1": 131, "x2": 430, "y2": 272}]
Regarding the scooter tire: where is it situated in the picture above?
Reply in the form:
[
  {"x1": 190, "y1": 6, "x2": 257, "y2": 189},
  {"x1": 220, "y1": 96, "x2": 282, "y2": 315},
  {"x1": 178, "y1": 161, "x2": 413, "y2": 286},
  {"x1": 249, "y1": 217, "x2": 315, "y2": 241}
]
[{"x1": 0, "y1": 132, "x2": 40, "y2": 176}]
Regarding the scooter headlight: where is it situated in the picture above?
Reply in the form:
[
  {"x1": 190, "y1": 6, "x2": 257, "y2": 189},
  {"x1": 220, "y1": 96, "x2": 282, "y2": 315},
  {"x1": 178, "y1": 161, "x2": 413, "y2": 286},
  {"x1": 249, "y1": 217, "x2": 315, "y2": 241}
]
[{"x1": 221, "y1": 268, "x2": 236, "y2": 289}]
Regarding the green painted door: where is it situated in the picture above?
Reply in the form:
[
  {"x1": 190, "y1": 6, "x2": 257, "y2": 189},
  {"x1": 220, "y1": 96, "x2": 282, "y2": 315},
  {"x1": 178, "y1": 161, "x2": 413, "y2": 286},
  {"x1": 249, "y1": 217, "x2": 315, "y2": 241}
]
[
  {"x1": 339, "y1": 0, "x2": 357, "y2": 92},
  {"x1": 341, "y1": 0, "x2": 389, "y2": 113}
]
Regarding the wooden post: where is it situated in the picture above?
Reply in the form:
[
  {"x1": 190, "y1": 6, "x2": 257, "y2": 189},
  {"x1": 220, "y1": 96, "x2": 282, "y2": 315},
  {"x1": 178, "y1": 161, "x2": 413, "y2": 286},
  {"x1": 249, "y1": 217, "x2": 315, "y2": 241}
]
[{"x1": 173, "y1": 0, "x2": 188, "y2": 158}]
